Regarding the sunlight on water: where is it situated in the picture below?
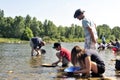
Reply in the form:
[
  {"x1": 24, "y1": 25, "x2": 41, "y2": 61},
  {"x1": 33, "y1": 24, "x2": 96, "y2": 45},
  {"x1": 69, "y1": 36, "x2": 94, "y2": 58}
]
[{"x1": 0, "y1": 42, "x2": 119, "y2": 80}]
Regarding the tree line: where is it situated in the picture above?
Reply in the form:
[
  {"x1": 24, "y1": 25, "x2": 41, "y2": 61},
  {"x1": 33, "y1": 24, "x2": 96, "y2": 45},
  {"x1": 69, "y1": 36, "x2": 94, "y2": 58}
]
[{"x1": 0, "y1": 9, "x2": 120, "y2": 42}]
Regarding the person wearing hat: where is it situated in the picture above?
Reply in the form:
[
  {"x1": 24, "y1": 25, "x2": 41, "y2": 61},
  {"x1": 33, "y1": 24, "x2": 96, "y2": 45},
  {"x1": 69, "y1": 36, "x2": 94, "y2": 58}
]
[
  {"x1": 30, "y1": 37, "x2": 46, "y2": 56},
  {"x1": 52, "y1": 42, "x2": 71, "y2": 67},
  {"x1": 74, "y1": 9, "x2": 98, "y2": 49}
]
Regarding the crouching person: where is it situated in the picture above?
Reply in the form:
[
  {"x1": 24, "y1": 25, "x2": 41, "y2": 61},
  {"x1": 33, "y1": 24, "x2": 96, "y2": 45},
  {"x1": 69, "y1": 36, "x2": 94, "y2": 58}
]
[
  {"x1": 52, "y1": 42, "x2": 71, "y2": 67},
  {"x1": 71, "y1": 45, "x2": 105, "y2": 77},
  {"x1": 30, "y1": 37, "x2": 45, "y2": 56}
]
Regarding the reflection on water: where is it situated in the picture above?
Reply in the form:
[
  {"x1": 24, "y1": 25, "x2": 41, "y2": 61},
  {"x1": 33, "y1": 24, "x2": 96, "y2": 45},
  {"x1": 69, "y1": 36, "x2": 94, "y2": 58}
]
[
  {"x1": 0, "y1": 42, "x2": 120, "y2": 80},
  {"x1": 29, "y1": 56, "x2": 42, "y2": 68}
]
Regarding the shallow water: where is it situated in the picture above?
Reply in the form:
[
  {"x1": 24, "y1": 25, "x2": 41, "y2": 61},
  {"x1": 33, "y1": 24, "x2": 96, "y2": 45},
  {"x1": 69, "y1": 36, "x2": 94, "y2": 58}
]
[{"x1": 0, "y1": 42, "x2": 120, "y2": 80}]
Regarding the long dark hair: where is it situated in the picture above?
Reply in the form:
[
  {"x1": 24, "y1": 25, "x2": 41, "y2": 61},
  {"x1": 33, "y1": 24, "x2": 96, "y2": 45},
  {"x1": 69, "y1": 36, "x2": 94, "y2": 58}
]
[{"x1": 71, "y1": 45, "x2": 85, "y2": 66}]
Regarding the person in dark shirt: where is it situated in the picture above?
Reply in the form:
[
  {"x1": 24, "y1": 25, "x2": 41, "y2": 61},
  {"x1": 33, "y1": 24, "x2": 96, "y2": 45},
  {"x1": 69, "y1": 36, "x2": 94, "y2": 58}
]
[
  {"x1": 112, "y1": 39, "x2": 120, "y2": 54},
  {"x1": 71, "y1": 45, "x2": 105, "y2": 77},
  {"x1": 115, "y1": 38, "x2": 120, "y2": 49},
  {"x1": 30, "y1": 37, "x2": 45, "y2": 56}
]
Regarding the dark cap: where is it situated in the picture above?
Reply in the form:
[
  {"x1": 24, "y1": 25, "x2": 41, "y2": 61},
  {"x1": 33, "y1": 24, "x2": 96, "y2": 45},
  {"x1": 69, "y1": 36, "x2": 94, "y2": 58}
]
[
  {"x1": 74, "y1": 9, "x2": 85, "y2": 18},
  {"x1": 53, "y1": 42, "x2": 61, "y2": 48}
]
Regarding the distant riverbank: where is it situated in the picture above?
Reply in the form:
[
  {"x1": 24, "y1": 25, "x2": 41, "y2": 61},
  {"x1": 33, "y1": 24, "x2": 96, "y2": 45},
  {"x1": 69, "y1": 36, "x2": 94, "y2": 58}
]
[
  {"x1": 0, "y1": 38, "x2": 109, "y2": 44},
  {"x1": 0, "y1": 38, "x2": 85, "y2": 43},
  {"x1": 0, "y1": 38, "x2": 28, "y2": 43}
]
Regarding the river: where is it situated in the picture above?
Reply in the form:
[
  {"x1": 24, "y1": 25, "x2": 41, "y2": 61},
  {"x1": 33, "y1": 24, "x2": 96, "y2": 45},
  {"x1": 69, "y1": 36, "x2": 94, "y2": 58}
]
[{"x1": 0, "y1": 42, "x2": 119, "y2": 80}]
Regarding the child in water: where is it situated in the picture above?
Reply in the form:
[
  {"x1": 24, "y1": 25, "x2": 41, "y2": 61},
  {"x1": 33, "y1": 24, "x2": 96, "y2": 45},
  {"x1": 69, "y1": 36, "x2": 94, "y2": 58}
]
[{"x1": 52, "y1": 42, "x2": 71, "y2": 67}]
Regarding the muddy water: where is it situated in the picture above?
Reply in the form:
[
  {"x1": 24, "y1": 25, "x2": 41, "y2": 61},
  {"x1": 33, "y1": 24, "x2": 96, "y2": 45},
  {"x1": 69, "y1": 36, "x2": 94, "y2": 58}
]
[{"x1": 0, "y1": 42, "x2": 119, "y2": 80}]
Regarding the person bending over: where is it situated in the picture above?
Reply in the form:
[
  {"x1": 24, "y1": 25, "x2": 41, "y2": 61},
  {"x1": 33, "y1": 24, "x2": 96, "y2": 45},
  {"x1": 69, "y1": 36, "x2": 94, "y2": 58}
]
[
  {"x1": 71, "y1": 45, "x2": 105, "y2": 77},
  {"x1": 30, "y1": 37, "x2": 45, "y2": 56},
  {"x1": 52, "y1": 42, "x2": 71, "y2": 67}
]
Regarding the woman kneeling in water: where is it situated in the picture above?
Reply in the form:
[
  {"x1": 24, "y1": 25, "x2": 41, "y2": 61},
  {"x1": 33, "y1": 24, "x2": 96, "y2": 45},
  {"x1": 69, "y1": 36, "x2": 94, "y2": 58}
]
[{"x1": 71, "y1": 45, "x2": 105, "y2": 77}]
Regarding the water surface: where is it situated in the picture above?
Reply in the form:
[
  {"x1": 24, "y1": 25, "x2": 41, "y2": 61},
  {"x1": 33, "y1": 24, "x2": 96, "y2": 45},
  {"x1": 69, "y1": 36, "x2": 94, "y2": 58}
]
[{"x1": 0, "y1": 42, "x2": 119, "y2": 80}]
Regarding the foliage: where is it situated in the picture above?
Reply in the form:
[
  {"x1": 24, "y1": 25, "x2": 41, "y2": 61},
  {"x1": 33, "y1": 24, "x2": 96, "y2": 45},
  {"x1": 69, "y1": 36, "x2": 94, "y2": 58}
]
[
  {"x1": 97, "y1": 24, "x2": 111, "y2": 39},
  {"x1": 0, "y1": 38, "x2": 27, "y2": 43},
  {"x1": 0, "y1": 9, "x2": 120, "y2": 43},
  {"x1": 111, "y1": 26, "x2": 120, "y2": 39},
  {"x1": 21, "y1": 27, "x2": 33, "y2": 40}
]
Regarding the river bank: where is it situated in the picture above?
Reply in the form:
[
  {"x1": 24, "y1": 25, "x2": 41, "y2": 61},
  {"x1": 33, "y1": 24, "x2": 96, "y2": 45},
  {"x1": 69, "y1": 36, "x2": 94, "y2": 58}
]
[
  {"x1": 0, "y1": 38, "x2": 28, "y2": 43},
  {"x1": 0, "y1": 38, "x2": 110, "y2": 44}
]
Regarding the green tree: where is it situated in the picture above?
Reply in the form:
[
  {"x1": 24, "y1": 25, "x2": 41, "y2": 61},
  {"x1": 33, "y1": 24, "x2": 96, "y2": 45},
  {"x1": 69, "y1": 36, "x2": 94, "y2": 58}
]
[
  {"x1": 38, "y1": 21, "x2": 44, "y2": 37},
  {"x1": 57, "y1": 25, "x2": 66, "y2": 38},
  {"x1": 24, "y1": 14, "x2": 31, "y2": 28},
  {"x1": 30, "y1": 17, "x2": 40, "y2": 36},
  {"x1": 2, "y1": 9, "x2": 120, "y2": 42},
  {"x1": 43, "y1": 20, "x2": 57, "y2": 38},
  {"x1": 97, "y1": 24, "x2": 111, "y2": 39},
  {"x1": 0, "y1": 17, "x2": 14, "y2": 38},
  {"x1": 0, "y1": 9, "x2": 4, "y2": 17},
  {"x1": 68, "y1": 24, "x2": 75, "y2": 38},
  {"x1": 64, "y1": 27, "x2": 69, "y2": 38},
  {"x1": 108, "y1": 35, "x2": 115, "y2": 40},
  {"x1": 13, "y1": 16, "x2": 25, "y2": 38},
  {"x1": 0, "y1": 17, "x2": 5, "y2": 37},
  {"x1": 74, "y1": 24, "x2": 84, "y2": 38},
  {"x1": 111, "y1": 26, "x2": 120, "y2": 39},
  {"x1": 21, "y1": 27, "x2": 33, "y2": 40}
]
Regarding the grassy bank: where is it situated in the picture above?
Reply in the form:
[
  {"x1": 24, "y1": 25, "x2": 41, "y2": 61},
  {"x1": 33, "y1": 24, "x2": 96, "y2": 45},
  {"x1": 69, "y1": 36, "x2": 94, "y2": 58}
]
[
  {"x1": 0, "y1": 38, "x2": 28, "y2": 43},
  {"x1": 0, "y1": 38, "x2": 85, "y2": 43},
  {"x1": 0, "y1": 38, "x2": 110, "y2": 44}
]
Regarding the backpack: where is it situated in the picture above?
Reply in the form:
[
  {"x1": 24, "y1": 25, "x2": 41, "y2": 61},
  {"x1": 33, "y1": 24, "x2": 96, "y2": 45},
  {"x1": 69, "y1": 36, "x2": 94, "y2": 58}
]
[{"x1": 115, "y1": 59, "x2": 120, "y2": 70}]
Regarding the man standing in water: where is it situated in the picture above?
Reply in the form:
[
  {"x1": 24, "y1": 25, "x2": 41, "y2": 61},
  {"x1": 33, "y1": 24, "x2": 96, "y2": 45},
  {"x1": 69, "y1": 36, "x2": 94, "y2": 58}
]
[
  {"x1": 101, "y1": 35, "x2": 106, "y2": 45},
  {"x1": 74, "y1": 9, "x2": 98, "y2": 49}
]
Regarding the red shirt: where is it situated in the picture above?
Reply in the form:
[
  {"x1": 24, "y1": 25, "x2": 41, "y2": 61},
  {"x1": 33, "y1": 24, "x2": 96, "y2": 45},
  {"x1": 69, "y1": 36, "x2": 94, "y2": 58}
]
[{"x1": 60, "y1": 47, "x2": 71, "y2": 61}]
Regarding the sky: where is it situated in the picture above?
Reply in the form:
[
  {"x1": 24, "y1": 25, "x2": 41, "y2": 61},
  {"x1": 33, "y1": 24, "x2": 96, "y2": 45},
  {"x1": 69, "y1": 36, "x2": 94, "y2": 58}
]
[{"x1": 0, "y1": 0, "x2": 120, "y2": 28}]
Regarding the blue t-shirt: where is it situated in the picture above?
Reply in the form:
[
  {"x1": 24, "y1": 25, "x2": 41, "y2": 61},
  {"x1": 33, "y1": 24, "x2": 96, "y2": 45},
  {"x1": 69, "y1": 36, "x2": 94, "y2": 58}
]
[{"x1": 82, "y1": 17, "x2": 98, "y2": 40}]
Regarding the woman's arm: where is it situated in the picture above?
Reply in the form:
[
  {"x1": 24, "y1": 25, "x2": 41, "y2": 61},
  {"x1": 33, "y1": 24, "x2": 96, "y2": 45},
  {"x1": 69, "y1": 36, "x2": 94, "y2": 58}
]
[{"x1": 74, "y1": 56, "x2": 91, "y2": 74}]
